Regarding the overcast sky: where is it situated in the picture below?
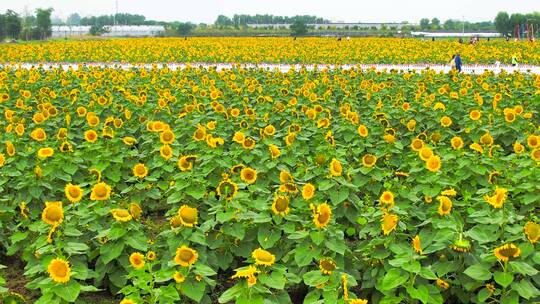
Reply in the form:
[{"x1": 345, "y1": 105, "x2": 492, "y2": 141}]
[{"x1": 1, "y1": 0, "x2": 538, "y2": 23}]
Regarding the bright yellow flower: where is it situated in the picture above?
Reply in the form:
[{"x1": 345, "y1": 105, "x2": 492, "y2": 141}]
[{"x1": 48, "y1": 258, "x2": 71, "y2": 284}]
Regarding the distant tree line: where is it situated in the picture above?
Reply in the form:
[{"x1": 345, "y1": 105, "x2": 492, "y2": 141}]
[
  {"x1": 214, "y1": 14, "x2": 330, "y2": 28},
  {"x1": 62, "y1": 13, "x2": 166, "y2": 26},
  {"x1": 0, "y1": 8, "x2": 53, "y2": 41},
  {"x1": 418, "y1": 17, "x2": 495, "y2": 32},
  {"x1": 494, "y1": 12, "x2": 540, "y2": 37}
]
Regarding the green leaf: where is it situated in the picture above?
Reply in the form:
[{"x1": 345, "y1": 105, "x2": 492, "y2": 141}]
[
  {"x1": 494, "y1": 271, "x2": 513, "y2": 288},
  {"x1": 329, "y1": 188, "x2": 349, "y2": 204},
  {"x1": 159, "y1": 284, "x2": 180, "y2": 302},
  {"x1": 310, "y1": 231, "x2": 324, "y2": 246},
  {"x1": 512, "y1": 280, "x2": 540, "y2": 299},
  {"x1": 406, "y1": 285, "x2": 429, "y2": 304},
  {"x1": 294, "y1": 246, "x2": 314, "y2": 267},
  {"x1": 259, "y1": 271, "x2": 285, "y2": 290},
  {"x1": 377, "y1": 268, "x2": 409, "y2": 291},
  {"x1": 194, "y1": 264, "x2": 217, "y2": 277},
  {"x1": 53, "y1": 281, "x2": 80, "y2": 302},
  {"x1": 64, "y1": 242, "x2": 90, "y2": 255},
  {"x1": 257, "y1": 226, "x2": 281, "y2": 249},
  {"x1": 464, "y1": 263, "x2": 492, "y2": 281},
  {"x1": 186, "y1": 184, "x2": 205, "y2": 199},
  {"x1": 287, "y1": 230, "x2": 309, "y2": 240},
  {"x1": 303, "y1": 270, "x2": 329, "y2": 286},
  {"x1": 509, "y1": 261, "x2": 538, "y2": 276},
  {"x1": 182, "y1": 280, "x2": 206, "y2": 302},
  {"x1": 99, "y1": 242, "x2": 124, "y2": 264},
  {"x1": 419, "y1": 267, "x2": 438, "y2": 280},
  {"x1": 218, "y1": 283, "x2": 243, "y2": 303},
  {"x1": 325, "y1": 238, "x2": 347, "y2": 255}
]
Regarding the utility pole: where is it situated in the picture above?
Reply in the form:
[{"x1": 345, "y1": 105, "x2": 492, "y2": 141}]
[{"x1": 113, "y1": 0, "x2": 118, "y2": 25}]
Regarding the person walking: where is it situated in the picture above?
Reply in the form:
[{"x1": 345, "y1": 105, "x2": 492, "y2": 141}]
[
  {"x1": 454, "y1": 54, "x2": 462, "y2": 73},
  {"x1": 449, "y1": 54, "x2": 456, "y2": 71},
  {"x1": 511, "y1": 54, "x2": 518, "y2": 67}
]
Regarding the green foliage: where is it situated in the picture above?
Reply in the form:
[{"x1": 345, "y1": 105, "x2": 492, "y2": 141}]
[{"x1": 290, "y1": 20, "x2": 308, "y2": 36}]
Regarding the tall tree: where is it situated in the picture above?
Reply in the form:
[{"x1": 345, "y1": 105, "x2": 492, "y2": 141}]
[
  {"x1": 494, "y1": 11, "x2": 511, "y2": 35},
  {"x1": 290, "y1": 20, "x2": 307, "y2": 36},
  {"x1": 0, "y1": 14, "x2": 5, "y2": 41},
  {"x1": 67, "y1": 13, "x2": 81, "y2": 26},
  {"x1": 431, "y1": 18, "x2": 440, "y2": 29},
  {"x1": 4, "y1": 10, "x2": 22, "y2": 39},
  {"x1": 420, "y1": 18, "x2": 430, "y2": 30},
  {"x1": 177, "y1": 22, "x2": 195, "y2": 36},
  {"x1": 36, "y1": 8, "x2": 53, "y2": 39}
]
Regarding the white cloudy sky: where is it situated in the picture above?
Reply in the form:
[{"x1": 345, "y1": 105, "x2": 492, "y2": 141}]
[{"x1": 1, "y1": 0, "x2": 538, "y2": 23}]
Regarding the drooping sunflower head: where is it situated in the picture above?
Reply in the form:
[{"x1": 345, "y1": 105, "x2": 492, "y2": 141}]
[
  {"x1": 302, "y1": 183, "x2": 315, "y2": 200},
  {"x1": 524, "y1": 221, "x2": 539, "y2": 244},
  {"x1": 111, "y1": 209, "x2": 132, "y2": 222},
  {"x1": 129, "y1": 252, "x2": 145, "y2": 269},
  {"x1": 133, "y1": 163, "x2": 148, "y2": 178},
  {"x1": 381, "y1": 212, "x2": 398, "y2": 235},
  {"x1": 272, "y1": 195, "x2": 290, "y2": 216},
  {"x1": 252, "y1": 248, "x2": 276, "y2": 266},
  {"x1": 217, "y1": 177, "x2": 238, "y2": 201},
  {"x1": 64, "y1": 183, "x2": 83, "y2": 203},
  {"x1": 129, "y1": 203, "x2": 142, "y2": 220},
  {"x1": 174, "y1": 246, "x2": 198, "y2": 267},
  {"x1": 268, "y1": 144, "x2": 281, "y2": 159},
  {"x1": 412, "y1": 235, "x2": 422, "y2": 254},
  {"x1": 437, "y1": 196, "x2": 452, "y2": 216},
  {"x1": 177, "y1": 205, "x2": 198, "y2": 227},
  {"x1": 240, "y1": 167, "x2": 257, "y2": 184},
  {"x1": 451, "y1": 238, "x2": 472, "y2": 253},
  {"x1": 313, "y1": 203, "x2": 332, "y2": 228},
  {"x1": 47, "y1": 258, "x2": 71, "y2": 284},
  {"x1": 329, "y1": 158, "x2": 342, "y2": 177},
  {"x1": 178, "y1": 155, "x2": 196, "y2": 172},
  {"x1": 319, "y1": 258, "x2": 336, "y2": 275},
  {"x1": 90, "y1": 182, "x2": 112, "y2": 201},
  {"x1": 42, "y1": 201, "x2": 63, "y2": 226},
  {"x1": 494, "y1": 243, "x2": 521, "y2": 262},
  {"x1": 362, "y1": 154, "x2": 377, "y2": 168}
]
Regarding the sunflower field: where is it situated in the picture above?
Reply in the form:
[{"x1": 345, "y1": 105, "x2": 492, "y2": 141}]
[
  {"x1": 0, "y1": 37, "x2": 539, "y2": 65},
  {"x1": 0, "y1": 61, "x2": 539, "y2": 304}
]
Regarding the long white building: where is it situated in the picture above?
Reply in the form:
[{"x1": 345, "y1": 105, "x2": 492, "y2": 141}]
[
  {"x1": 247, "y1": 22, "x2": 414, "y2": 29},
  {"x1": 52, "y1": 25, "x2": 165, "y2": 37}
]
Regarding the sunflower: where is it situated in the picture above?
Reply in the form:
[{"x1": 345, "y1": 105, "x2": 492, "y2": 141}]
[
  {"x1": 480, "y1": 133, "x2": 494, "y2": 146},
  {"x1": 252, "y1": 248, "x2": 276, "y2": 266},
  {"x1": 64, "y1": 183, "x2": 83, "y2": 203},
  {"x1": 243, "y1": 137, "x2": 256, "y2": 149},
  {"x1": 84, "y1": 130, "x2": 98, "y2": 143},
  {"x1": 37, "y1": 147, "x2": 54, "y2": 158},
  {"x1": 312, "y1": 203, "x2": 332, "y2": 228},
  {"x1": 469, "y1": 110, "x2": 481, "y2": 121},
  {"x1": 129, "y1": 252, "x2": 145, "y2": 269},
  {"x1": 319, "y1": 258, "x2": 336, "y2": 275},
  {"x1": 90, "y1": 182, "x2": 112, "y2": 201},
  {"x1": 362, "y1": 154, "x2": 377, "y2": 168},
  {"x1": 524, "y1": 221, "x2": 539, "y2": 244},
  {"x1": 160, "y1": 130, "x2": 175, "y2": 144},
  {"x1": 412, "y1": 235, "x2": 423, "y2": 254},
  {"x1": 111, "y1": 209, "x2": 132, "y2": 222},
  {"x1": 272, "y1": 195, "x2": 290, "y2": 216},
  {"x1": 0, "y1": 153, "x2": 5, "y2": 167},
  {"x1": 217, "y1": 175, "x2": 238, "y2": 201},
  {"x1": 302, "y1": 183, "x2": 315, "y2": 200},
  {"x1": 47, "y1": 258, "x2": 71, "y2": 283},
  {"x1": 42, "y1": 201, "x2": 63, "y2": 226},
  {"x1": 264, "y1": 124, "x2": 276, "y2": 136},
  {"x1": 437, "y1": 196, "x2": 452, "y2": 216},
  {"x1": 451, "y1": 238, "x2": 471, "y2": 253},
  {"x1": 440, "y1": 116, "x2": 452, "y2": 127},
  {"x1": 177, "y1": 205, "x2": 198, "y2": 227},
  {"x1": 513, "y1": 142, "x2": 524, "y2": 154},
  {"x1": 269, "y1": 144, "x2": 281, "y2": 159},
  {"x1": 329, "y1": 158, "x2": 342, "y2": 177},
  {"x1": 6, "y1": 141, "x2": 15, "y2": 156},
  {"x1": 419, "y1": 147, "x2": 433, "y2": 161},
  {"x1": 407, "y1": 119, "x2": 416, "y2": 131},
  {"x1": 440, "y1": 188, "x2": 457, "y2": 196},
  {"x1": 526, "y1": 135, "x2": 539, "y2": 148},
  {"x1": 483, "y1": 187, "x2": 507, "y2": 208},
  {"x1": 120, "y1": 299, "x2": 137, "y2": 304},
  {"x1": 451, "y1": 136, "x2": 464, "y2": 150},
  {"x1": 426, "y1": 155, "x2": 441, "y2": 172},
  {"x1": 357, "y1": 124, "x2": 369, "y2": 137},
  {"x1": 133, "y1": 163, "x2": 148, "y2": 178},
  {"x1": 436, "y1": 278, "x2": 449, "y2": 289},
  {"x1": 349, "y1": 300, "x2": 368, "y2": 304},
  {"x1": 279, "y1": 170, "x2": 294, "y2": 184},
  {"x1": 160, "y1": 144, "x2": 173, "y2": 160},
  {"x1": 146, "y1": 251, "x2": 156, "y2": 261},
  {"x1": 193, "y1": 125, "x2": 206, "y2": 141},
  {"x1": 173, "y1": 271, "x2": 186, "y2": 283},
  {"x1": 31, "y1": 128, "x2": 47, "y2": 141},
  {"x1": 532, "y1": 149, "x2": 540, "y2": 161},
  {"x1": 285, "y1": 132, "x2": 296, "y2": 146},
  {"x1": 130, "y1": 203, "x2": 142, "y2": 220},
  {"x1": 470, "y1": 142, "x2": 484, "y2": 154},
  {"x1": 174, "y1": 246, "x2": 198, "y2": 267},
  {"x1": 379, "y1": 191, "x2": 395, "y2": 209},
  {"x1": 410, "y1": 138, "x2": 424, "y2": 151},
  {"x1": 178, "y1": 155, "x2": 196, "y2": 172},
  {"x1": 123, "y1": 136, "x2": 137, "y2": 146},
  {"x1": 240, "y1": 167, "x2": 257, "y2": 184},
  {"x1": 494, "y1": 243, "x2": 521, "y2": 262},
  {"x1": 231, "y1": 265, "x2": 259, "y2": 279},
  {"x1": 381, "y1": 213, "x2": 398, "y2": 235},
  {"x1": 233, "y1": 131, "x2": 245, "y2": 144}
]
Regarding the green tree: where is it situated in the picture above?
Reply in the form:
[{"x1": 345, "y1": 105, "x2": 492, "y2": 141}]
[
  {"x1": 36, "y1": 8, "x2": 53, "y2": 39},
  {"x1": 431, "y1": 18, "x2": 440, "y2": 29},
  {"x1": 177, "y1": 22, "x2": 195, "y2": 36},
  {"x1": 290, "y1": 20, "x2": 308, "y2": 36},
  {"x1": 0, "y1": 14, "x2": 5, "y2": 41},
  {"x1": 420, "y1": 18, "x2": 430, "y2": 30},
  {"x1": 89, "y1": 24, "x2": 109, "y2": 36},
  {"x1": 4, "y1": 10, "x2": 22, "y2": 39},
  {"x1": 494, "y1": 11, "x2": 511, "y2": 35},
  {"x1": 67, "y1": 13, "x2": 81, "y2": 26}
]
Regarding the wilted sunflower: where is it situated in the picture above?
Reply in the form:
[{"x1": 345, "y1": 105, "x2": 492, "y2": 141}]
[
  {"x1": 252, "y1": 248, "x2": 276, "y2": 266},
  {"x1": 47, "y1": 258, "x2": 71, "y2": 284},
  {"x1": 178, "y1": 155, "x2": 196, "y2": 172},
  {"x1": 64, "y1": 183, "x2": 83, "y2": 203},
  {"x1": 130, "y1": 203, "x2": 142, "y2": 220},
  {"x1": 240, "y1": 167, "x2": 257, "y2": 184},
  {"x1": 174, "y1": 246, "x2": 198, "y2": 267},
  {"x1": 451, "y1": 237, "x2": 471, "y2": 253},
  {"x1": 133, "y1": 163, "x2": 148, "y2": 178},
  {"x1": 272, "y1": 195, "x2": 290, "y2": 216},
  {"x1": 111, "y1": 209, "x2": 132, "y2": 222},
  {"x1": 129, "y1": 252, "x2": 145, "y2": 269},
  {"x1": 42, "y1": 201, "x2": 63, "y2": 226},
  {"x1": 177, "y1": 205, "x2": 198, "y2": 227},
  {"x1": 437, "y1": 196, "x2": 452, "y2": 216},
  {"x1": 37, "y1": 147, "x2": 54, "y2": 158},
  {"x1": 312, "y1": 203, "x2": 332, "y2": 228},
  {"x1": 302, "y1": 183, "x2": 315, "y2": 200},
  {"x1": 319, "y1": 258, "x2": 336, "y2": 275},
  {"x1": 329, "y1": 158, "x2": 342, "y2": 177},
  {"x1": 381, "y1": 213, "x2": 398, "y2": 235},
  {"x1": 524, "y1": 221, "x2": 539, "y2": 244},
  {"x1": 216, "y1": 174, "x2": 238, "y2": 201},
  {"x1": 90, "y1": 182, "x2": 112, "y2": 201},
  {"x1": 494, "y1": 243, "x2": 521, "y2": 262},
  {"x1": 362, "y1": 154, "x2": 377, "y2": 168}
]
